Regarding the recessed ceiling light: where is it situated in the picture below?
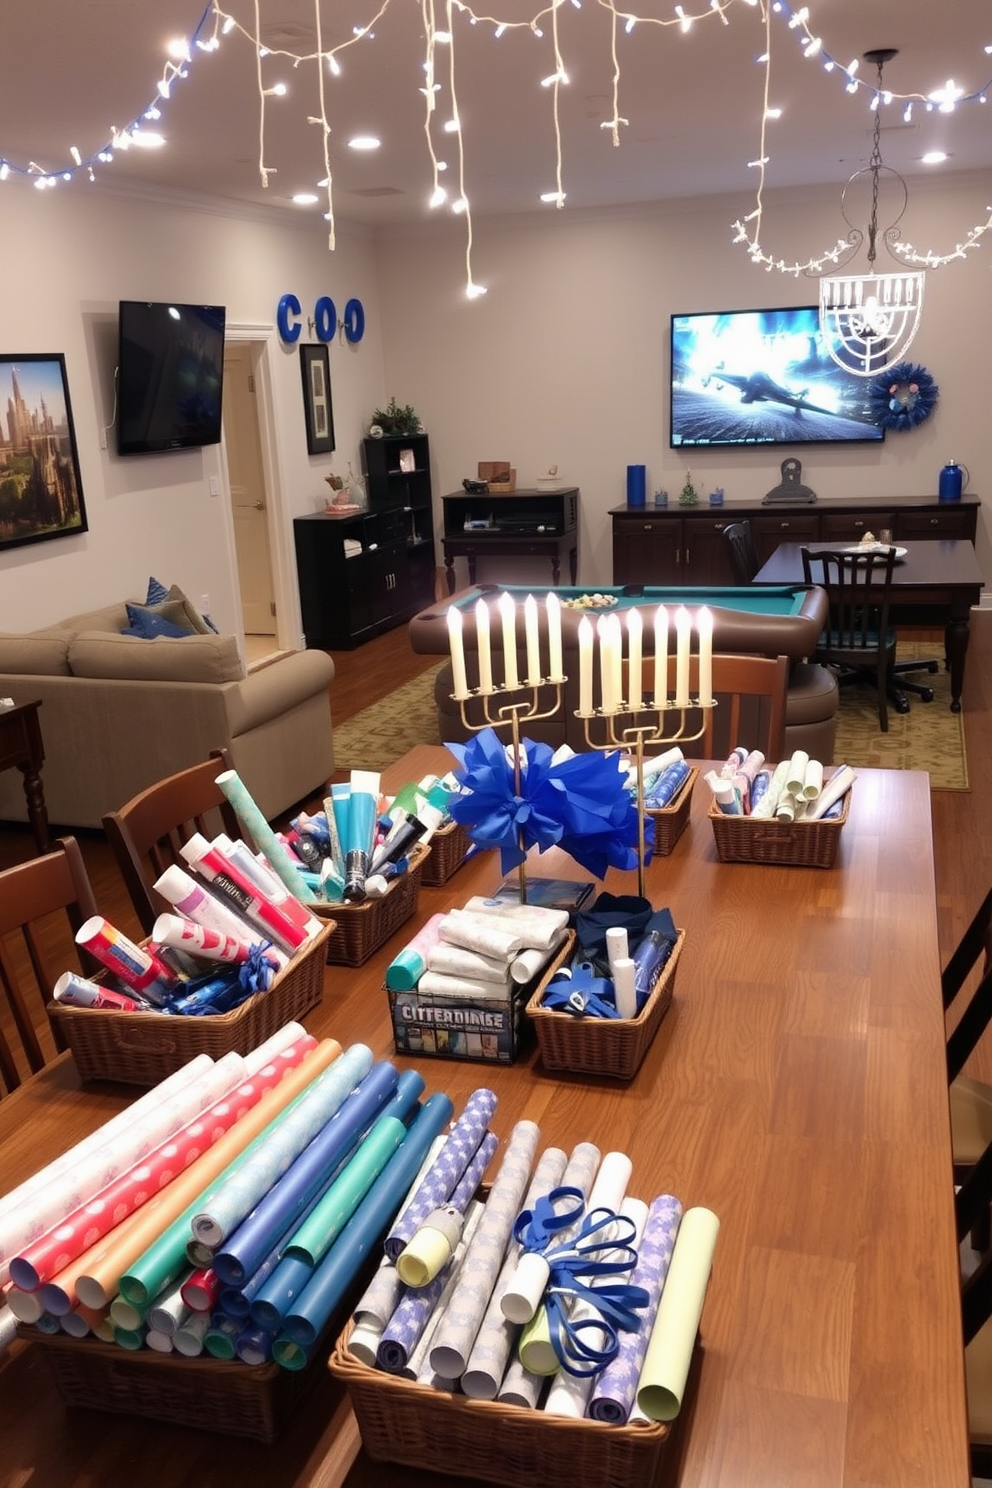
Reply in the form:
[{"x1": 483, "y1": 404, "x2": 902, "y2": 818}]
[
  {"x1": 292, "y1": 192, "x2": 319, "y2": 205},
  {"x1": 921, "y1": 150, "x2": 948, "y2": 165},
  {"x1": 348, "y1": 135, "x2": 381, "y2": 151}
]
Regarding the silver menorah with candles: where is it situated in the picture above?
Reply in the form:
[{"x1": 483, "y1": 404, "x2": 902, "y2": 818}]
[
  {"x1": 446, "y1": 591, "x2": 565, "y2": 903},
  {"x1": 577, "y1": 603, "x2": 716, "y2": 896}
]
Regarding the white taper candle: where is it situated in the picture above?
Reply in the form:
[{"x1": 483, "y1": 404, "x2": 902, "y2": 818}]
[
  {"x1": 578, "y1": 616, "x2": 594, "y2": 716},
  {"x1": 697, "y1": 606, "x2": 713, "y2": 707},
  {"x1": 653, "y1": 605, "x2": 669, "y2": 707},
  {"x1": 674, "y1": 606, "x2": 691, "y2": 707},
  {"x1": 546, "y1": 593, "x2": 564, "y2": 682},
  {"x1": 447, "y1": 605, "x2": 469, "y2": 700},
  {"x1": 475, "y1": 599, "x2": 493, "y2": 695},
  {"x1": 498, "y1": 592, "x2": 518, "y2": 690},
  {"x1": 626, "y1": 607, "x2": 643, "y2": 712},
  {"x1": 524, "y1": 594, "x2": 541, "y2": 685}
]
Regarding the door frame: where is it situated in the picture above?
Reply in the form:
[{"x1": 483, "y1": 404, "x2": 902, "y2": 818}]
[{"x1": 221, "y1": 322, "x2": 299, "y2": 652}]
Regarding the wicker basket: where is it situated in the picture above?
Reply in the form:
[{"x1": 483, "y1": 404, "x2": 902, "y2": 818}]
[
  {"x1": 47, "y1": 922, "x2": 333, "y2": 1086},
  {"x1": 312, "y1": 843, "x2": 429, "y2": 966},
  {"x1": 708, "y1": 788, "x2": 851, "y2": 869},
  {"x1": 646, "y1": 767, "x2": 697, "y2": 857},
  {"x1": 526, "y1": 929, "x2": 684, "y2": 1081},
  {"x1": 21, "y1": 1318, "x2": 327, "y2": 1443},
  {"x1": 420, "y1": 821, "x2": 474, "y2": 886},
  {"x1": 329, "y1": 1319, "x2": 669, "y2": 1488}
]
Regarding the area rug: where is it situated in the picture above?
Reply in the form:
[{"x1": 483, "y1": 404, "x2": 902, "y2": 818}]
[
  {"x1": 832, "y1": 641, "x2": 969, "y2": 790},
  {"x1": 333, "y1": 648, "x2": 969, "y2": 790}
]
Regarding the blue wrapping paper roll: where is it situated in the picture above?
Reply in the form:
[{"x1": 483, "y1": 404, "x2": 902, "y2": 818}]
[
  {"x1": 384, "y1": 1088, "x2": 497, "y2": 1261},
  {"x1": 236, "y1": 1323, "x2": 273, "y2": 1365},
  {"x1": 626, "y1": 465, "x2": 647, "y2": 508},
  {"x1": 249, "y1": 1254, "x2": 315, "y2": 1333},
  {"x1": 212, "y1": 1061, "x2": 402, "y2": 1287},
  {"x1": 272, "y1": 1093, "x2": 455, "y2": 1363},
  {"x1": 643, "y1": 760, "x2": 692, "y2": 809}
]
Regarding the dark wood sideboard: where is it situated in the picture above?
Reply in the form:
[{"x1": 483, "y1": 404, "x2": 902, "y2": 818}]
[
  {"x1": 442, "y1": 487, "x2": 579, "y2": 593},
  {"x1": 612, "y1": 493, "x2": 980, "y2": 587}
]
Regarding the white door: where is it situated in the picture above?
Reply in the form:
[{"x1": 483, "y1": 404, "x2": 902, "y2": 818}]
[{"x1": 223, "y1": 343, "x2": 276, "y2": 637}]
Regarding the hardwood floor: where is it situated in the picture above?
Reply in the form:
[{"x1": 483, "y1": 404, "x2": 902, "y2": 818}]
[{"x1": 2, "y1": 605, "x2": 991, "y2": 1081}]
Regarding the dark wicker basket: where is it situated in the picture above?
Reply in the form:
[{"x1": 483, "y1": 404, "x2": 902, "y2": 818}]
[
  {"x1": 312, "y1": 843, "x2": 429, "y2": 966},
  {"x1": 708, "y1": 787, "x2": 851, "y2": 868},
  {"x1": 526, "y1": 929, "x2": 684, "y2": 1081},
  {"x1": 420, "y1": 821, "x2": 475, "y2": 886},
  {"x1": 646, "y1": 767, "x2": 697, "y2": 857},
  {"x1": 47, "y1": 922, "x2": 333, "y2": 1086},
  {"x1": 329, "y1": 1319, "x2": 669, "y2": 1488}
]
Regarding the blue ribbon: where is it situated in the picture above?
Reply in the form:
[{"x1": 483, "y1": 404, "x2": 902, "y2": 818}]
[
  {"x1": 542, "y1": 964, "x2": 620, "y2": 1019},
  {"x1": 513, "y1": 1198, "x2": 650, "y2": 1377}
]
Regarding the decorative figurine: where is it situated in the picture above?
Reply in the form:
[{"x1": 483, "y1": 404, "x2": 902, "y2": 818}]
[{"x1": 679, "y1": 471, "x2": 698, "y2": 507}]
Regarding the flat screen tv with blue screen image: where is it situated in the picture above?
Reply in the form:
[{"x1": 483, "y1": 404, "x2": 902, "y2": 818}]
[
  {"x1": 117, "y1": 301, "x2": 226, "y2": 455},
  {"x1": 670, "y1": 306, "x2": 884, "y2": 448}
]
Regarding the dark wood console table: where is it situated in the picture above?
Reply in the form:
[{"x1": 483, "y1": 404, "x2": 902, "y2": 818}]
[
  {"x1": 442, "y1": 487, "x2": 579, "y2": 593},
  {"x1": 0, "y1": 699, "x2": 49, "y2": 853},
  {"x1": 612, "y1": 493, "x2": 980, "y2": 587}
]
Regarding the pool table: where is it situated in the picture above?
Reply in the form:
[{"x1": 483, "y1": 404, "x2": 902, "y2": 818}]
[{"x1": 409, "y1": 582, "x2": 838, "y2": 759}]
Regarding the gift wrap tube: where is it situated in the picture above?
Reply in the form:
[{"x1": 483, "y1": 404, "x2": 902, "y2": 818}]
[
  {"x1": 510, "y1": 933, "x2": 567, "y2": 986},
  {"x1": 283, "y1": 1115, "x2": 409, "y2": 1268},
  {"x1": 385, "y1": 1087, "x2": 497, "y2": 1261},
  {"x1": 497, "y1": 1140, "x2": 601, "y2": 1408},
  {"x1": 173, "y1": 1310, "x2": 211, "y2": 1357},
  {"x1": 462, "y1": 899, "x2": 570, "y2": 951},
  {"x1": 635, "y1": 1206, "x2": 720, "y2": 1422},
  {"x1": 439, "y1": 912, "x2": 523, "y2": 962},
  {"x1": 377, "y1": 1200, "x2": 485, "y2": 1373},
  {"x1": 587, "y1": 1192, "x2": 684, "y2": 1423},
  {"x1": 397, "y1": 1131, "x2": 497, "y2": 1289},
  {"x1": 214, "y1": 767, "x2": 317, "y2": 905},
  {"x1": 104, "y1": 1040, "x2": 342, "y2": 1310},
  {"x1": 429, "y1": 1119, "x2": 540, "y2": 1381},
  {"x1": 460, "y1": 1146, "x2": 569, "y2": 1400},
  {"x1": 349, "y1": 1139, "x2": 447, "y2": 1338},
  {"x1": 426, "y1": 943, "x2": 512, "y2": 985},
  {"x1": 385, "y1": 914, "x2": 446, "y2": 992},
  {"x1": 190, "y1": 1043, "x2": 374, "y2": 1250},
  {"x1": 273, "y1": 1093, "x2": 456, "y2": 1364},
  {"x1": 211, "y1": 1060, "x2": 401, "y2": 1286},
  {"x1": 146, "y1": 1271, "x2": 194, "y2": 1337}
]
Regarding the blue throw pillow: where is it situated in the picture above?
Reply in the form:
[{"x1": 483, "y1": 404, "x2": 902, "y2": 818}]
[
  {"x1": 145, "y1": 576, "x2": 171, "y2": 605},
  {"x1": 123, "y1": 602, "x2": 194, "y2": 639}
]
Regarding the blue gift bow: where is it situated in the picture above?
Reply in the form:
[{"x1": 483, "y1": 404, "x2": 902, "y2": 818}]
[
  {"x1": 513, "y1": 1195, "x2": 650, "y2": 1376},
  {"x1": 542, "y1": 964, "x2": 620, "y2": 1019}
]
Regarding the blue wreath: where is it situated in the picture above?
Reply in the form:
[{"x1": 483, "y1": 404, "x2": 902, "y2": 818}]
[{"x1": 868, "y1": 362, "x2": 938, "y2": 432}]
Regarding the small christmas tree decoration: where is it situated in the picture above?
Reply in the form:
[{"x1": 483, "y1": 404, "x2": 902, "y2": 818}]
[{"x1": 679, "y1": 470, "x2": 698, "y2": 507}]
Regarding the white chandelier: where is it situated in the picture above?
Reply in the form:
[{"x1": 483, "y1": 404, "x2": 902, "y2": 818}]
[{"x1": 815, "y1": 50, "x2": 925, "y2": 377}]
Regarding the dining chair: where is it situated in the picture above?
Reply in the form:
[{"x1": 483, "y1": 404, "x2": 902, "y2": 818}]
[
  {"x1": 956, "y1": 1119, "x2": 992, "y2": 1475},
  {"x1": 0, "y1": 836, "x2": 101, "y2": 1092},
  {"x1": 618, "y1": 651, "x2": 789, "y2": 763},
  {"x1": 102, "y1": 747, "x2": 246, "y2": 937},
  {"x1": 944, "y1": 889, "x2": 992, "y2": 1227},
  {"x1": 722, "y1": 520, "x2": 760, "y2": 585},
  {"x1": 801, "y1": 546, "x2": 939, "y2": 732}
]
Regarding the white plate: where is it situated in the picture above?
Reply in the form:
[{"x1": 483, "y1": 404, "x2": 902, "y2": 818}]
[{"x1": 844, "y1": 543, "x2": 908, "y2": 560}]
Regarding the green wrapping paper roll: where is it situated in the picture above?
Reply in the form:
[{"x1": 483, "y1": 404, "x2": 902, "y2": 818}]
[
  {"x1": 214, "y1": 767, "x2": 318, "y2": 905},
  {"x1": 284, "y1": 1116, "x2": 408, "y2": 1267},
  {"x1": 635, "y1": 1205, "x2": 720, "y2": 1422}
]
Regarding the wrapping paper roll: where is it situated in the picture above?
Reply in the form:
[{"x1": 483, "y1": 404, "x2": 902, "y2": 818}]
[
  {"x1": 461, "y1": 900, "x2": 570, "y2": 952},
  {"x1": 426, "y1": 943, "x2": 511, "y2": 985},
  {"x1": 59, "y1": 1308, "x2": 93, "y2": 1339},
  {"x1": 6, "y1": 1287, "x2": 42, "y2": 1323},
  {"x1": 543, "y1": 1196, "x2": 648, "y2": 1418},
  {"x1": 635, "y1": 1206, "x2": 720, "y2": 1422},
  {"x1": 517, "y1": 1149, "x2": 633, "y2": 1377},
  {"x1": 109, "y1": 1295, "x2": 144, "y2": 1331},
  {"x1": 510, "y1": 934, "x2": 567, "y2": 986},
  {"x1": 385, "y1": 914, "x2": 446, "y2": 992},
  {"x1": 806, "y1": 764, "x2": 855, "y2": 821},
  {"x1": 99, "y1": 1040, "x2": 341, "y2": 1311},
  {"x1": 251, "y1": 1253, "x2": 319, "y2": 1334},
  {"x1": 751, "y1": 760, "x2": 790, "y2": 820},
  {"x1": 213, "y1": 768, "x2": 317, "y2": 905},
  {"x1": 190, "y1": 1043, "x2": 374, "y2": 1250},
  {"x1": 145, "y1": 1327, "x2": 174, "y2": 1354},
  {"x1": 173, "y1": 1310, "x2": 211, "y2": 1356},
  {"x1": 377, "y1": 1200, "x2": 485, "y2": 1373},
  {"x1": 385, "y1": 1088, "x2": 497, "y2": 1261},
  {"x1": 418, "y1": 971, "x2": 511, "y2": 1002},
  {"x1": 153, "y1": 864, "x2": 289, "y2": 967},
  {"x1": 147, "y1": 1271, "x2": 193, "y2": 1337},
  {"x1": 212, "y1": 1061, "x2": 401, "y2": 1286},
  {"x1": 461, "y1": 1146, "x2": 569, "y2": 1400},
  {"x1": 587, "y1": 1193, "x2": 684, "y2": 1423},
  {"x1": 349, "y1": 1139, "x2": 447, "y2": 1335},
  {"x1": 428, "y1": 1119, "x2": 540, "y2": 1381},
  {"x1": 348, "y1": 1319, "x2": 384, "y2": 1368},
  {"x1": 0, "y1": 1052, "x2": 234, "y2": 1286},
  {"x1": 274, "y1": 1094, "x2": 455, "y2": 1360},
  {"x1": 10, "y1": 1048, "x2": 294, "y2": 1293},
  {"x1": 398, "y1": 1132, "x2": 498, "y2": 1289},
  {"x1": 243, "y1": 1024, "x2": 314, "y2": 1072},
  {"x1": 285, "y1": 1116, "x2": 408, "y2": 1267},
  {"x1": 438, "y1": 913, "x2": 524, "y2": 962},
  {"x1": 497, "y1": 1141, "x2": 601, "y2": 1409},
  {"x1": 803, "y1": 759, "x2": 824, "y2": 800},
  {"x1": 785, "y1": 750, "x2": 810, "y2": 799}
]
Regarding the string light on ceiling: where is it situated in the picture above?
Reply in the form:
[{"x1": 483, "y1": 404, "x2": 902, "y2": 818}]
[{"x1": 3, "y1": 0, "x2": 992, "y2": 303}]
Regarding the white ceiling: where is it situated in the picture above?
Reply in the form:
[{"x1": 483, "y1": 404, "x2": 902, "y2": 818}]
[{"x1": 4, "y1": 0, "x2": 991, "y2": 229}]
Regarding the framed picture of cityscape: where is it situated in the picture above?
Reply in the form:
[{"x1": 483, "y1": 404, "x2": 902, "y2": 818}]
[{"x1": 0, "y1": 353, "x2": 87, "y2": 554}]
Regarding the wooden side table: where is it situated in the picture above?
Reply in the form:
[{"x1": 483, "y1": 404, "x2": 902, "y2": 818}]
[{"x1": 0, "y1": 700, "x2": 49, "y2": 853}]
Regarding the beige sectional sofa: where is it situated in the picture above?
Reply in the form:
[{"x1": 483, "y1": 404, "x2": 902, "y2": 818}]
[{"x1": 0, "y1": 601, "x2": 335, "y2": 829}]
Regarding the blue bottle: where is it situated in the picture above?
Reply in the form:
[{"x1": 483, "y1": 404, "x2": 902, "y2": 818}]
[{"x1": 938, "y1": 461, "x2": 964, "y2": 502}]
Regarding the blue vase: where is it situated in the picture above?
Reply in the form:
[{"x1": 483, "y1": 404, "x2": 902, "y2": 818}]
[
  {"x1": 626, "y1": 465, "x2": 646, "y2": 508},
  {"x1": 938, "y1": 461, "x2": 965, "y2": 502}
]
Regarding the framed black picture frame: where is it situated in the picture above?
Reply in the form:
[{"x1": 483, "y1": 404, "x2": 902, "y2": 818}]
[
  {"x1": 0, "y1": 353, "x2": 87, "y2": 554},
  {"x1": 299, "y1": 343, "x2": 335, "y2": 456}
]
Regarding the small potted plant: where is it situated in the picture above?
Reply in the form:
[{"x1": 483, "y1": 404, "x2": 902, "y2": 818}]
[
  {"x1": 324, "y1": 464, "x2": 366, "y2": 511},
  {"x1": 368, "y1": 397, "x2": 422, "y2": 437}
]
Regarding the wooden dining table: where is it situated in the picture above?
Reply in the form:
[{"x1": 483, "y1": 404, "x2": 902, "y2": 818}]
[
  {"x1": 754, "y1": 538, "x2": 984, "y2": 710},
  {"x1": 0, "y1": 745, "x2": 969, "y2": 1488}
]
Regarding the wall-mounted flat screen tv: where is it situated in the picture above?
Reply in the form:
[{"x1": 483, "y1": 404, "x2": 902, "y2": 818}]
[
  {"x1": 670, "y1": 306, "x2": 884, "y2": 448},
  {"x1": 117, "y1": 301, "x2": 226, "y2": 455}
]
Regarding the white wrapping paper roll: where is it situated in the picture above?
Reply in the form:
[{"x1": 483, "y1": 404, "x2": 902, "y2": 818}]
[
  {"x1": 751, "y1": 760, "x2": 790, "y2": 820},
  {"x1": 635, "y1": 1206, "x2": 720, "y2": 1421},
  {"x1": 785, "y1": 750, "x2": 809, "y2": 799},
  {"x1": 418, "y1": 970, "x2": 512, "y2": 1001},
  {"x1": 510, "y1": 934, "x2": 566, "y2": 986},
  {"x1": 461, "y1": 900, "x2": 570, "y2": 951},
  {"x1": 805, "y1": 764, "x2": 855, "y2": 821},
  {"x1": 439, "y1": 911, "x2": 525, "y2": 961},
  {"x1": 426, "y1": 943, "x2": 512, "y2": 985}
]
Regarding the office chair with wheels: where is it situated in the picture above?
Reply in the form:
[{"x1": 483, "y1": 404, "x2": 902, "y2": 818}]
[
  {"x1": 722, "y1": 520, "x2": 760, "y2": 585},
  {"x1": 0, "y1": 836, "x2": 101, "y2": 1092},
  {"x1": 102, "y1": 747, "x2": 245, "y2": 937},
  {"x1": 800, "y1": 546, "x2": 936, "y2": 732}
]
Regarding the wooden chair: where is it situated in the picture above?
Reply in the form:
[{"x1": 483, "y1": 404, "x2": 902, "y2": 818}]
[
  {"x1": 944, "y1": 889, "x2": 992, "y2": 1213},
  {"x1": 619, "y1": 652, "x2": 789, "y2": 763},
  {"x1": 956, "y1": 1124, "x2": 992, "y2": 1475},
  {"x1": 0, "y1": 836, "x2": 101, "y2": 1092},
  {"x1": 722, "y1": 519, "x2": 760, "y2": 585},
  {"x1": 801, "y1": 546, "x2": 937, "y2": 732},
  {"x1": 102, "y1": 747, "x2": 246, "y2": 937}
]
